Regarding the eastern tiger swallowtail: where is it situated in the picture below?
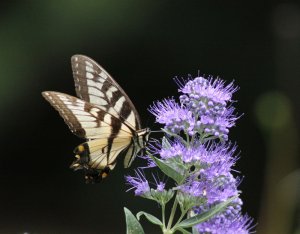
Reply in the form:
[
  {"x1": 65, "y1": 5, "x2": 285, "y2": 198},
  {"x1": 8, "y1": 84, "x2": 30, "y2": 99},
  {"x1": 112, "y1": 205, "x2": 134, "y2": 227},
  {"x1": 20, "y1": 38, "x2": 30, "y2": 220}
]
[{"x1": 42, "y1": 55, "x2": 150, "y2": 183}]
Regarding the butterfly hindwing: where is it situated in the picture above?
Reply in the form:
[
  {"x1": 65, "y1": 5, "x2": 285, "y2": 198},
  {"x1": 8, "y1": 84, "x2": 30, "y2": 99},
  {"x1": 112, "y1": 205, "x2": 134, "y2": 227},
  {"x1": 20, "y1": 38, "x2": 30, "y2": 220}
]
[{"x1": 73, "y1": 138, "x2": 132, "y2": 170}]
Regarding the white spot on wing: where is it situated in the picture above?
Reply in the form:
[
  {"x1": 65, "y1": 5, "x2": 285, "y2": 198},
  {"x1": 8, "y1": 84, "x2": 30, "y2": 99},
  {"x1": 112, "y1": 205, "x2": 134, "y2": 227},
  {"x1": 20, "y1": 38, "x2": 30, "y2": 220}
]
[
  {"x1": 126, "y1": 111, "x2": 136, "y2": 128},
  {"x1": 77, "y1": 115, "x2": 96, "y2": 121},
  {"x1": 106, "y1": 90, "x2": 113, "y2": 100},
  {"x1": 81, "y1": 121, "x2": 98, "y2": 128},
  {"x1": 57, "y1": 95, "x2": 68, "y2": 101},
  {"x1": 98, "y1": 77, "x2": 106, "y2": 83},
  {"x1": 90, "y1": 108, "x2": 99, "y2": 117},
  {"x1": 86, "y1": 66, "x2": 94, "y2": 72},
  {"x1": 87, "y1": 79, "x2": 103, "y2": 90},
  {"x1": 63, "y1": 101, "x2": 74, "y2": 105},
  {"x1": 86, "y1": 72, "x2": 94, "y2": 79},
  {"x1": 88, "y1": 87, "x2": 105, "y2": 97},
  {"x1": 104, "y1": 114, "x2": 112, "y2": 125},
  {"x1": 75, "y1": 100, "x2": 85, "y2": 106},
  {"x1": 114, "y1": 96, "x2": 126, "y2": 113},
  {"x1": 71, "y1": 106, "x2": 86, "y2": 111},
  {"x1": 85, "y1": 127, "x2": 112, "y2": 138},
  {"x1": 71, "y1": 109, "x2": 90, "y2": 116},
  {"x1": 85, "y1": 61, "x2": 93, "y2": 67},
  {"x1": 90, "y1": 96, "x2": 108, "y2": 106},
  {"x1": 109, "y1": 86, "x2": 118, "y2": 92},
  {"x1": 99, "y1": 71, "x2": 108, "y2": 79}
]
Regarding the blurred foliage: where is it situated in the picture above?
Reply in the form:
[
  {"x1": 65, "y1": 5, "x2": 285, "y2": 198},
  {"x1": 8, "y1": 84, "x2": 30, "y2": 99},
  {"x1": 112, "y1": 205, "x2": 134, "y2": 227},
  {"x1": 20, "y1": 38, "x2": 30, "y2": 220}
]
[
  {"x1": 255, "y1": 92, "x2": 299, "y2": 234},
  {"x1": 255, "y1": 92, "x2": 292, "y2": 130}
]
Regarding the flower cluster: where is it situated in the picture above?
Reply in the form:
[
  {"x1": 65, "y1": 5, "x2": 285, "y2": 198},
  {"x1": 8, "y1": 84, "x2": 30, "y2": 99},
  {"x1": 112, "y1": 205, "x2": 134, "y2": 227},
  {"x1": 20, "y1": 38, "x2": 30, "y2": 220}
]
[
  {"x1": 150, "y1": 77, "x2": 239, "y2": 141},
  {"x1": 125, "y1": 76, "x2": 254, "y2": 234}
]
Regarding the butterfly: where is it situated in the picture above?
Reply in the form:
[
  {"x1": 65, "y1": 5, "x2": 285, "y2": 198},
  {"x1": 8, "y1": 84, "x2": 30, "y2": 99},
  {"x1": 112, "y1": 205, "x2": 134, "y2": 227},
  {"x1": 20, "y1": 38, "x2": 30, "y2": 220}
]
[{"x1": 42, "y1": 55, "x2": 150, "y2": 183}]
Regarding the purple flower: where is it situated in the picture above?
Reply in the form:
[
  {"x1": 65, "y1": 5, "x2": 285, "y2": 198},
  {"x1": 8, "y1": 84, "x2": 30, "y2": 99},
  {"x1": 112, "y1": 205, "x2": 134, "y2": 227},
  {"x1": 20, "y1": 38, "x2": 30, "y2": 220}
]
[
  {"x1": 195, "y1": 212, "x2": 254, "y2": 234},
  {"x1": 155, "y1": 139, "x2": 237, "y2": 168},
  {"x1": 138, "y1": 154, "x2": 156, "y2": 168},
  {"x1": 149, "y1": 98, "x2": 195, "y2": 135},
  {"x1": 151, "y1": 173, "x2": 166, "y2": 192},
  {"x1": 178, "y1": 76, "x2": 239, "y2": 141},
  {"x1": 200, "y1": 107, "x2": 238, "y2": 141},
  {"x1": 180, "y1": 174, "x2": 239, "y2": 205},
  {"x1": 126, "y1": 170, "x2": 150, "y2": 197},
  {"x1": 179, "y1": 76, "x2": 238, "y2": 108},
  {"x1": 158, "y1": 140, "x2": 185, "y2": 160},
  {"x1": 156, "y1": 182, "x2": 165, "y2": 192},
  {"x1": 126, "y1": 75, "x2": 254, "y2": 233},
  {"x1": 126, "y1": 170, "x2": 168, "y2": 201}
]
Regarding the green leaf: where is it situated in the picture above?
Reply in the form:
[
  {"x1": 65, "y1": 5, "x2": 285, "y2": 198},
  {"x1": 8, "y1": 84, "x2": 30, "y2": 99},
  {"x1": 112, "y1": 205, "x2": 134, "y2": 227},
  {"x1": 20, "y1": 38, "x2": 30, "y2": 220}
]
[
  {"x1": 176, "y1": 196, "x2": 237, "y2": 228},
  {"x1": 170, "y1": 156, "x2": 188, "y2": 174},
  {"x1": 149, "y1": 154, "x2": 184, "y2": 184},
  {"x1": 192, "y1": 226, "x2": 199, "y2": 234},
  {"x1": 137, "y1": 211, "x2": 163, "y2": 227},
  {"x1": 162, "y1": 136, "x2": 172, "y2": 149},
  {"x1": 162, "y1": 128, "x2": 187, "y2": 145},
  {"x1": 124, "y1": 207, "x2": 145, "y2": 234}
]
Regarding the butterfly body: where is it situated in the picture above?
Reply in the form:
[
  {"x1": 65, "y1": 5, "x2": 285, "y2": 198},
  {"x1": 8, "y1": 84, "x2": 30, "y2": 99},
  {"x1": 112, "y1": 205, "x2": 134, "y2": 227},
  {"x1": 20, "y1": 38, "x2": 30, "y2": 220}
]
[{"x1": 42, "y1": 55, "x2": 149, "y2": 183}]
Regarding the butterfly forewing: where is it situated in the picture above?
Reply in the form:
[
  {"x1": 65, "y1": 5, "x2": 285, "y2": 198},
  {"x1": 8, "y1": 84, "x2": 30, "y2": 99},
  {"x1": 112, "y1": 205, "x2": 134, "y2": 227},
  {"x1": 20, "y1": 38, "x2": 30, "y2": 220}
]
[{"x1": 71, "y1": 55, "x2": 141, "y2": 131}]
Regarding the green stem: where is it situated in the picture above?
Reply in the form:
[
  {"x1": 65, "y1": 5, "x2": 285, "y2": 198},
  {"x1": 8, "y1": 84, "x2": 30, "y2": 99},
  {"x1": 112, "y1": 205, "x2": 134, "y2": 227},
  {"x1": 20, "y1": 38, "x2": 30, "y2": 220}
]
[
  {"x1": 170, "y1": 209, "x2": 188, "y2": 232},
  {"x1": 162, "y1": 204, "x2": 166, "y2": 229},
  {"x1": 190, "y1": 113, "x2": 198, "y2": 145},
  {"x1": 185, "y1": 132, "x2": 190, "y2": 146},
  {"x1": 190, "y1": 134, "x2": 195, "y2": 146},
  {"x1": 166, "y1": 194, "x2": 179, "y2": 230}
]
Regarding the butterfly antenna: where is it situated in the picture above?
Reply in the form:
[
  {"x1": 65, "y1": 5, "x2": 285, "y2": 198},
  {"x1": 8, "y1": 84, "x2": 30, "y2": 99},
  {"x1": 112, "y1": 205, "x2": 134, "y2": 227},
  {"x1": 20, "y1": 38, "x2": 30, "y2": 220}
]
[{"x1": 151, "y1": 130, "x2": 163, "y2": 133}]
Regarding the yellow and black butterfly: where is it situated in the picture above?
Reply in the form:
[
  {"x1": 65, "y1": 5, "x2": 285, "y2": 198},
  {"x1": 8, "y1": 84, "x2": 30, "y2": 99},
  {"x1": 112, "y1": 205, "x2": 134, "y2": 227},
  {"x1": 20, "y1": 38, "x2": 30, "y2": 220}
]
[{"x1": 42, "y1": 55, "x2": 150, "y2": 183}]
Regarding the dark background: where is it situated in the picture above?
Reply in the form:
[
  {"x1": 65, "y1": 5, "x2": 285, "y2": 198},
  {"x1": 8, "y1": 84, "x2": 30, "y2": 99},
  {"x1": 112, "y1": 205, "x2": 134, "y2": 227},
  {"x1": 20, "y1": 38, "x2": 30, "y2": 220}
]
[{"x1": 0, "y1": 1, "x2": 299, "y2": 234}]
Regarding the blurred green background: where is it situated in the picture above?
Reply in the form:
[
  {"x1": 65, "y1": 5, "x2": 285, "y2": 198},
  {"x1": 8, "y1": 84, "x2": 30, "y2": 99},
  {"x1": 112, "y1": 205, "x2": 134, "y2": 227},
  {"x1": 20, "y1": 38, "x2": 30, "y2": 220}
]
[{"x1": 0, "y1": 1, "x2": 299, "y2": 233}]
